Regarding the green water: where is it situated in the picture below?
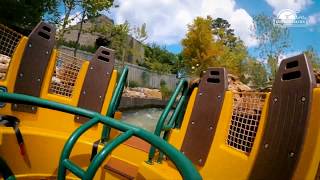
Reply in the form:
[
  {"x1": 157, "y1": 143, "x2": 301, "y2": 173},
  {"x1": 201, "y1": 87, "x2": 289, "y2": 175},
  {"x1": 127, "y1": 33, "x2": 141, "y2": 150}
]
[{"x1": 121, "y1": 108, "x2": 165, "y2": 132}]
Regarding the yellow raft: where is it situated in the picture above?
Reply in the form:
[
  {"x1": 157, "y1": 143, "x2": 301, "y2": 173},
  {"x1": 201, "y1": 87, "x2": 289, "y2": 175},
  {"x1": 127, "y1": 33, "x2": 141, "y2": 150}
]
[{"x1": 0, "y1": 22, "x2": 319, "y2": 180}]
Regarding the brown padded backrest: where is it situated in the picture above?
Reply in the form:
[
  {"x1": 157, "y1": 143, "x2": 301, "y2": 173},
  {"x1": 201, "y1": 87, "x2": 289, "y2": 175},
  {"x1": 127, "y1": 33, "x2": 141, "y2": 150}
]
[
  {"x1": 12, "y1": 22, "x2": 56, "y2": 113},
  {"x1": 180, "y1": 67, "x2": 228, "y2": 166},
  {"x1": 75, "y1": 47, "x2": 115, "y2": 122},
  {"x1": 249, "y1": 54, "x2": 316, "y2": 180}
]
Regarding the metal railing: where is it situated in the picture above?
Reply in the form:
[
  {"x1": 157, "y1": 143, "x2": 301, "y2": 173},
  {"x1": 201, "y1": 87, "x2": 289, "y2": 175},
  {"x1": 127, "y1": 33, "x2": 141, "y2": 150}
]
[
  {"x1": 101, "y1": 66, "x2": 129, "y2": 142},
  {"x1": 147, "y1": 79, "x2": 189, "y2": 164},
  {"x1": 0, "y1": 92, "x2": 201, "y2": 180}
]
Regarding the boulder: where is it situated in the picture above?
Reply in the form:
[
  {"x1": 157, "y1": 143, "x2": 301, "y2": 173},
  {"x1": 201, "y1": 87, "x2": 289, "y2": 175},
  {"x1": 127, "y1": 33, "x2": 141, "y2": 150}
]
[
  {"x1": 228, "y1": 74, "x2": 251, "y2": 92},
  {"x1": 122, "y1": 87, "x2": 162, "y2": 99},
  {"x1": 189, "y1": 73, "x2": 252, "y2": 92},
  {"x1": 0, "y1": 54, "x2": 11, "y2": 78}
]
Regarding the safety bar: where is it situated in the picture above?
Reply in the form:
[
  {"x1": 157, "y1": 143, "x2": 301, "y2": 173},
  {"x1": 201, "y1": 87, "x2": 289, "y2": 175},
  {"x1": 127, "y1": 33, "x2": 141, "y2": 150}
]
[
  {"x1": 101, "y1": 66, "x2": 129, "y2": 142},
  {"x1": 147, "y1": 79, "x2": 189, "y2": 164},
  {"x1": 0, "y1": 92, "x2": 201, "y2": 180}
]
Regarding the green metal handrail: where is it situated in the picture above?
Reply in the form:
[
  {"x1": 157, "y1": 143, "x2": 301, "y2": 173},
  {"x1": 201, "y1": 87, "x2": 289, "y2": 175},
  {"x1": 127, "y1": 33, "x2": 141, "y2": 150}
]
[
  {"x1": 147, "y1": 79, "x2": 189, "y2": 164},
  {"x1": 101, "y1": 66, "x2": 128, "y2": 142},
  {"x1": 0, "y1": 92, "x2": 201, "y2": 180}
]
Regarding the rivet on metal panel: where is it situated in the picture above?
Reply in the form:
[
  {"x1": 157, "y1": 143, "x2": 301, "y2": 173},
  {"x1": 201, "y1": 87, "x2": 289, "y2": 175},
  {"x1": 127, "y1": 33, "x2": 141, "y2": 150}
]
[
  {"x1": 31, "y1": 106, "x2": 35, "y2": 111},
  {"x1": 198, "y1": 159, "x2": 202, "y2": 163},
  {"x1": 199, "y1": 92, "x2": 203, "y2": 96},
  {"x1": 273, "y1": 97, "x2": 278, "y2": 102},
  {"x1": 19, "y1": 73, "x2": 23, "y2": 78},
  {"x1": 45, "y1": 51, "x2": 49, "y2": 55},
  {"x1": 106, "y1": 72, "x2": 110, "y2": 75},
  {"x1": 76, "y1": 116, "x2": 80, "y2": 120},
  {"x1": 99, "y1": 95, "x2": 102, "y2": 99},
  {"x1": 301, "y1": 96, "x2": 306, "y2": 102},
  {"x1": 37, "y1": 78, "x2": 41, "y2": 82},
  {"x1": 191, "y1": 121, "x2": 195, "y2": 125},
  {"x1": 217, "y1": 95, "x2": 221, "y2": 99},
  {"x1": 90, "y1": 66, "x2": 94, "y2": 70},
  {"x1": 264, "y1": 143, "x2": 269, "y2": 149},
  {"x1": 209, "y1": 126, "x2": 213, "y2": 130},
  {"x1": 83, "y1": 91, "x2": 86, "y2": 95},
  {"x1": 289, "y1": 152, "x2": 295, "y2": 158},
  {"x1": 28, "y1": 43, "x2": 32, "y2": 48}
]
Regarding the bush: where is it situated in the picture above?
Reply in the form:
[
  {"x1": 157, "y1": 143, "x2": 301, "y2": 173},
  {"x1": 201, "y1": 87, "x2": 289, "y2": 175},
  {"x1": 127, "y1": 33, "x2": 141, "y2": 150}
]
[
  {"x1": 128, "y1": 80, "x2": 140, "y2": 88},
  {"x1": 160, "y1": 79, "x2": 166, "y2": 87},
  {"x1": 160, "y1": 80, "x2": 171, "y2": 100}
]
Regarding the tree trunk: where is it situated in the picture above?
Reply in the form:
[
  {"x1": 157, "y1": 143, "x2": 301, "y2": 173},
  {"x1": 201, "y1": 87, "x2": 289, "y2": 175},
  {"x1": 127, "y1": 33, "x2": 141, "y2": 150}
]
[
  {"x1": 73, "y1": 10, "x2": 86, "y2": 56},
  {"x1": 58, "y1": 4, "x2": 73, "y2": 46}
]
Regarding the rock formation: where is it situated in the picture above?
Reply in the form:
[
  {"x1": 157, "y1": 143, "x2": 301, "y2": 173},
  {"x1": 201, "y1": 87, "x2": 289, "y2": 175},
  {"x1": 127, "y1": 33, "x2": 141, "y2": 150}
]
[
  {"x1": 122, "y1": 87, "x2": 162, "y2": 99},
  {"x1": 0, "y1": 54, "x2": 11, "y2": 80}
]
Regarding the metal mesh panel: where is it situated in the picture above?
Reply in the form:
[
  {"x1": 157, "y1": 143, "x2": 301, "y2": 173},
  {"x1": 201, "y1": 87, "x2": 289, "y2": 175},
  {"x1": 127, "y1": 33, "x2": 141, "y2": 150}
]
[
  {"x1": 0, "y1": 24, "x2": 22, "y2": 80},
  {"x1": 227, "y1": 92, "x2": 267, "y2": 153},
  {"x1": 48, "y1": 52, "x2": 85, "y2": 98}
]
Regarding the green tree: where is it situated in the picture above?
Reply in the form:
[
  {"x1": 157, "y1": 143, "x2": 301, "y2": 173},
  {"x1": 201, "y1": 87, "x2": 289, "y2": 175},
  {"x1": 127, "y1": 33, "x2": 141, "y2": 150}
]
[
  {"x1": 110, "y1": 22, "x2": 130, "y2": 68},
  {"x1": 90, "y1": 20, "x2": 131, "y2": 68},
  {"x1": 252, "y1": 14, "x2": 290, "y2": 80},
  {"x1": 140, "y1": 43, "x2": 178, "y2": 74},
  {"x1": 73, "y1": 0, "x2": 114, "y2": 56},
  {"x1": 182, "y1": 16, "x2": 224, "y2": 76},
  {"x1": 211, "y1": 17, "x2": 237, "y2": 48},
  {"x1": 304, "y1": 46, "x2": 320, "y2": 69},
  {"x1": 211, "y1": 18, "x2": 248, "y2": 77},
  {"x1": 128, "y1": 23, "x2": 148, "y2": 63},
  {"x1": 182, "y1": 16, "x2": 248, "y2": 77},
  {"x1": 0, "y1": 0, "x2": 58, "y2": 34},
  {"x1": 57, "y1": 0, "x2": 79, "y2": 45},
  {"x1": 241, "y1": 57, "x2": 268, "y2": 88}
]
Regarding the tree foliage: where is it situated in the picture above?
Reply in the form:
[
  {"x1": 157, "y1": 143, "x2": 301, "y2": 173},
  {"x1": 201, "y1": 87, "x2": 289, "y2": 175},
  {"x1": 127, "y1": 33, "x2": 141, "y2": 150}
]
[
  {"x1": 304, "y1": 46, "x2": 320, "y2": 69},
  {"x1": 139, "y1": 43, "x2": 178, "y2": 74},
  {"x1": 252, "y1": 14, "x2": 290, "y2": 80},
  {"x1": 109, "y1": 22, "x2": 130, "y2": 67},
  {"x1": 182, "y1": 16, "x2": 224, "y2": 76},
  {"x1": 241, "y1": 57, "x2": 268, "y2": 88},
  {"x1": 0, "y1": 0, "x2": 58, "y2": 34},
  {"x1": 182, "y1": 16, "x2": 248, "y2": 77},
  {"x1": 211, "y1": 17, "x2": 237, "y2": 48}
]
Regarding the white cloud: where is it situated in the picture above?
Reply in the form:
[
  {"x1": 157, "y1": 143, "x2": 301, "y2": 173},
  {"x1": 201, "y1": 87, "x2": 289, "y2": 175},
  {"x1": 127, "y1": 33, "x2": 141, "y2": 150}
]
[
  {"x1": 308, "y1": 12, "x2": 320, "y2": 25},
  {"x1": 279, "y1": 51, "x2": 300, "y2": 62},
  {"x1": 265, "y1": 0, "x2": 313, "y2": 13},
  {"x1": 57, "y1": 11, "x2": 84, "y2": 30},
  {"x1": 110, "y1": 0, "x2": 258, "y2": 47}
]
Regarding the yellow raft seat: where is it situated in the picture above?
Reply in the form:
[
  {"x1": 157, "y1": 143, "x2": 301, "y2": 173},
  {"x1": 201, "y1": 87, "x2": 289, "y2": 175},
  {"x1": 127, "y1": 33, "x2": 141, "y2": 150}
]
[
  {"x1": 134, "y1": 54, "x2": 320, "y2": 180},
  {"x1": 93, "y1": 53, "x2": 319, "y2": 180},
  {"x1": 0, "y1": 22, "x2": 201, "y2": 180}
]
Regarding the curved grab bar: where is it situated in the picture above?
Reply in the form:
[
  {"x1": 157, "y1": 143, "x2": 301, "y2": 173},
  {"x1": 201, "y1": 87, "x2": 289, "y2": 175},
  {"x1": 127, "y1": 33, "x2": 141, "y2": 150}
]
[
  {"x1": 0, "y1": 92, "x2": 201, "y2": 180},
  {"x1": 101, "y1": 66, "x2": 128, "y2": 142},
  {"x1": 147, "y1": 79, "x2": 189, "y2": 163}
]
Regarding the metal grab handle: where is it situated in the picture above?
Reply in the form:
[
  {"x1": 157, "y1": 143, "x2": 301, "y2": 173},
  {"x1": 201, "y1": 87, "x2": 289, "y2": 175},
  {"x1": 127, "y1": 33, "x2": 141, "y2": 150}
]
[
  {"x1": 101, "y1": 66, "x2": 129, "y2": 142},
  {"x1": 0, "y1": 92, "x2": 201, "y2": 180},
  {"x1": 147, "y1": 79, "x2": 189, "y2": 164},
  {"x1": 58, "y1": 116, "x2": 133, "y2": 179}
]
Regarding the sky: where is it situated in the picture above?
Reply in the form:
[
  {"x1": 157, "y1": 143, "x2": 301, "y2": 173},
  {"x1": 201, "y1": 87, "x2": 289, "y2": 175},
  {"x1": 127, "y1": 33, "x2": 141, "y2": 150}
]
[{"x1": 105, "y1": 0, "x2": 320, "y2": 59}]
